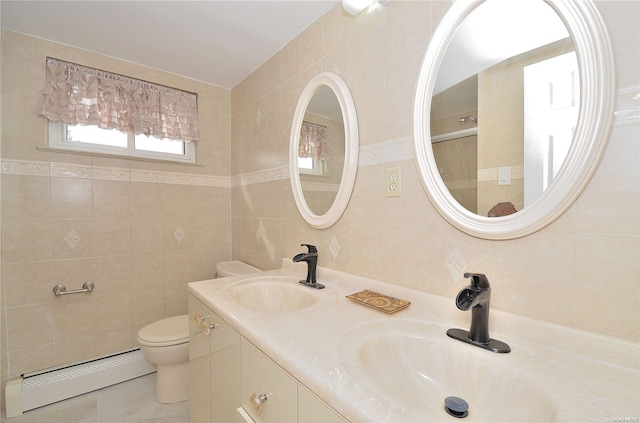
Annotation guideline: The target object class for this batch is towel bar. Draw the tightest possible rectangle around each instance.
[53,281,94,296]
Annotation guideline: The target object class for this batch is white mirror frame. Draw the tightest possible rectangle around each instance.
[414,0,615,240]
[290,72,359,229]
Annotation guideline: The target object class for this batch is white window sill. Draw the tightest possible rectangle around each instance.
[37,146,204,168]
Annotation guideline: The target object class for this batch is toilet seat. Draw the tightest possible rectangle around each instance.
[138,315,189,347]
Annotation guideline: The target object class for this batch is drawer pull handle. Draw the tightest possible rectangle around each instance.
[200,320,219,335]
[193,313,218,335]
[193,313,208,326]
[249,392,271,413]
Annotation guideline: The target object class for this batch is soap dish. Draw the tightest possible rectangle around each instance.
[346,290,410,314]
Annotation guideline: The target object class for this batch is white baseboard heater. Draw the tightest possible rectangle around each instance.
[5,348,155,419]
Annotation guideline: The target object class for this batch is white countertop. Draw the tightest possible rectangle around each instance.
[188,259,639,422]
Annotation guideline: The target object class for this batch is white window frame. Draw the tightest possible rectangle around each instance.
[297,156,326,176]
[48,121,196,164]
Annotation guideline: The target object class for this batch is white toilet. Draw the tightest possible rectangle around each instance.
[138,261,261,404]
[216,260,261,278]
[137,315,189,403]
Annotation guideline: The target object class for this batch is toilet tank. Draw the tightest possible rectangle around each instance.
[215,261,262,278]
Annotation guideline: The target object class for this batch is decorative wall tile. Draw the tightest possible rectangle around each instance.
[329,235,340,259]
[130,169,164,184]
[383,136,414,163]
[359,136,413,167]
[445,247,467,282]
[358,143,386,167]
[193,174,230,187]
[50,162,92,178]
[614,85,640,126]
[477,165,524,182]
[64,230,81,249]
[231,166,290,187]
[164,171,194,185]
[93,166,130,181]
[1,159,49,176]
[174,226,186,243]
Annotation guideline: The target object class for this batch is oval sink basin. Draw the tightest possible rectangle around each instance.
[227,276,318,312]
[341,320,557,422]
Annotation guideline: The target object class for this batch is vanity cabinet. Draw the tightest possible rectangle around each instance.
[239,338,346,423]
[188,294,242,423]
[241,337,297,422]
[189,293,346,423]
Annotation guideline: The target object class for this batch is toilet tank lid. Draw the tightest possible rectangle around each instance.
[138,315,189,344]
[216,260,261,277]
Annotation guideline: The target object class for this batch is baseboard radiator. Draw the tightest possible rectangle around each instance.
[5,348,155,419]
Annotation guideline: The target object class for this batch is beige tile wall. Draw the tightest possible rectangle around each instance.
[0,26,3,369]
[0,0,638,413]
[230,0,639,343]
[0,30,232,395]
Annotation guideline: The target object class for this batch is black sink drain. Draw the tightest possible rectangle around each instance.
[444,396,469,418]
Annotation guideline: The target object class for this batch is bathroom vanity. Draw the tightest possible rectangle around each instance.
[188,260,639,422]
[188,289,345,423]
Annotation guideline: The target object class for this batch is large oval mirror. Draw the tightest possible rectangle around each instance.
[290,72,358,229]
[414,0,615,239]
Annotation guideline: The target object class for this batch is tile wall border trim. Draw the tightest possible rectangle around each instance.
[359,135,414,167]
[614,85,640,126]
[230,166,290,187]
[227,136,414,187]
[1,159,231,188]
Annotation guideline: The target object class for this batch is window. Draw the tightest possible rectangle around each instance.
[298,156,325,175]
[49,122,196,163]
[298,121,329,175]
[41,57,198,164]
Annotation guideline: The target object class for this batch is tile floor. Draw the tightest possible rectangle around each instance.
[1,373,190,423]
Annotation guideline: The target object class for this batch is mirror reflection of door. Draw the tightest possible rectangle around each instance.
[524,51,579,207]
[298,86,345,216]
[429,0,578,217]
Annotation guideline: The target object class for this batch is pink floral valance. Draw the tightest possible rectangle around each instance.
[299,121,330,161]
[40,57,199,142]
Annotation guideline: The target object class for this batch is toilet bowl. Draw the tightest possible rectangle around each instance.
[216,260,261,278]
[137,315,189,403]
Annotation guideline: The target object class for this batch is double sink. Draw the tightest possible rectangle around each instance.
[189,262,639,422]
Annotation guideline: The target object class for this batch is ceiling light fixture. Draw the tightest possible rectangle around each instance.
[342,0,389,16]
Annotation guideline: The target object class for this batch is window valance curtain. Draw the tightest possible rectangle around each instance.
[40,57,199,142]
[299,121,330,161]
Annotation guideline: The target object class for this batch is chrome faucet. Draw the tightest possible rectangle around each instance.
[293,244,324,289]
[447,273,510,353]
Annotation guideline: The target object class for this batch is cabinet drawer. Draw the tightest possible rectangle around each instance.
[241,338,297,423]
[208,310,240,352]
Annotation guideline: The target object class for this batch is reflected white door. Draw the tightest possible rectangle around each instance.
[524,51,579,207]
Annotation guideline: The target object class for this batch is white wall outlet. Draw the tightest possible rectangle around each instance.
[386,167,401,197]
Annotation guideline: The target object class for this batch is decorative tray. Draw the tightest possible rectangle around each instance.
[346,290,410,314]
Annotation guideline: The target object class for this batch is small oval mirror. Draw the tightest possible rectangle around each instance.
[414,0,615,239]
[290,72,358,229]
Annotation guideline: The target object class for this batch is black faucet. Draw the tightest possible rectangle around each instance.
[446,273,510,353]
[293,244,324,289]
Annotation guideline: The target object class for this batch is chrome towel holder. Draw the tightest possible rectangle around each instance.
[53,281,95,296]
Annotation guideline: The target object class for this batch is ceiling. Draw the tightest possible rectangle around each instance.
[1,0,339,89]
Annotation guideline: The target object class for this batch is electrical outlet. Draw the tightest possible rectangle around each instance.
[386,167,401,197]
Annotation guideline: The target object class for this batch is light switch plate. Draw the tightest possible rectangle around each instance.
[498,166,512,186]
